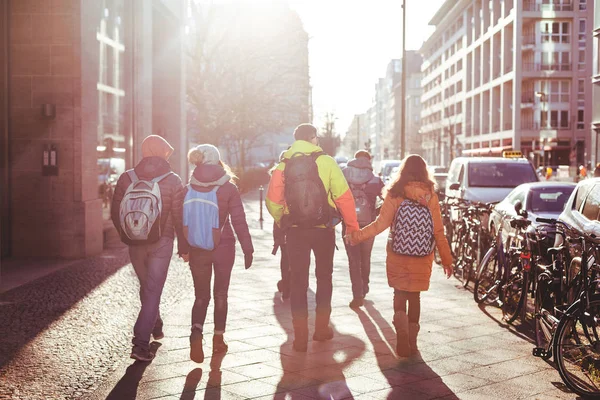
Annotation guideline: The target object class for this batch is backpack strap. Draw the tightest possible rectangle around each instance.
[151,171,173,183]
[127,170,138,182]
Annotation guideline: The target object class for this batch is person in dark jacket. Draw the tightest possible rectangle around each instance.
[111,135,186,362]
[179,144,254,363]
[342,150,384,309]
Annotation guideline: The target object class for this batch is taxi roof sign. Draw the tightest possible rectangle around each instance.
[503,150,522,158]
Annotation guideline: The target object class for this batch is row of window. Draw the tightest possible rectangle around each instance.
[444,59,463,80]
[444,81,463,98]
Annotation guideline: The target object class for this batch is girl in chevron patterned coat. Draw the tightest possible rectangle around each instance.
[346,154,453,357]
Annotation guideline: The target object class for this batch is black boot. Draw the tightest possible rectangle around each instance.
[292,319,309,352]
[313,314,334,342]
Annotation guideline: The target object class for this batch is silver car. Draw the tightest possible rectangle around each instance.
[490,182,575,240]
[557,178,600,240]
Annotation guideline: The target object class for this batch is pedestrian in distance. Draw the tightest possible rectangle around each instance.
[346,154,453,357]
[271,151,291,300]
[266,123,359,352]
[179,144,254,363]
[342,150,384,309]
[111,135,186,362]
[594,163,600,177]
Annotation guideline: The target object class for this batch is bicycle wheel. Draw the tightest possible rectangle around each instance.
[534,272,555,350]
[555,296,600,398]
[501,256,528,324]
[462,239,475,288]
[474,246,499,304]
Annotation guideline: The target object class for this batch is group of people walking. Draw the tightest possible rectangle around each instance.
[111,122,452,363]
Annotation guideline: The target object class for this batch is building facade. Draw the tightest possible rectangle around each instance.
[592,0,600,165]
[0,0,187,260]
[420,0,593,167]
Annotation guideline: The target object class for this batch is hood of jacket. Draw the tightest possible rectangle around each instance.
[134,156,172,180]
[190,164,230,189]
[403,181,434,206]
[282,140,324,159]
[344,157,374,185]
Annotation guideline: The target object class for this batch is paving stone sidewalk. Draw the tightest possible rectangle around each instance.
[88,194,577,400]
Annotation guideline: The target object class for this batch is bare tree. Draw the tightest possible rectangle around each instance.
[320,112,341,156]
[187,1,310,169]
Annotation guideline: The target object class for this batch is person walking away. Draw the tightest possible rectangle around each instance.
[271,151,291,300]
[346,154,452,357]
[342,150,384,308]
[111,135,186,362]
[266,123,359,352]
[180,144,254,363]
[594,163,600,177]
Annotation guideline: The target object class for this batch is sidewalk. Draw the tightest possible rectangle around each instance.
[89,194,575,400]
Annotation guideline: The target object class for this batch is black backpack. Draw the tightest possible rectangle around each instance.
[283,151,330,228]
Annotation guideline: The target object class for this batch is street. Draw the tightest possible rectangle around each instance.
[0,194,577,399]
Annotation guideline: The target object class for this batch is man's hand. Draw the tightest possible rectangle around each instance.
[442,264,452,279]
[244,253,253,269]
[180,253,189,263]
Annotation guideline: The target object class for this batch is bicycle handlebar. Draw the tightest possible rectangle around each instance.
[536,217,600,243]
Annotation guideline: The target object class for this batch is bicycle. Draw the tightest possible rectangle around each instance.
[473,209,531,324]
[532,218,600,397]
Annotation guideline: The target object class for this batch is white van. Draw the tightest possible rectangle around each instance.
[445,156,539,204]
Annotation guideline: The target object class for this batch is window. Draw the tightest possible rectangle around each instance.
[468,163,538,188]
[582,185,600,221]
[577,109,584,129]
[579,19,586,42]
[579,49,586,70]
[578,78,585,105]
[540,80,569,102]
[541,21,570,43]
[580,0,587,11]
[528,186,575,213]
[541,51,571,70]
[541,109,570,128]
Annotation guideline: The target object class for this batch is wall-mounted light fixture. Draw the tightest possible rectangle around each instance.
[41,104,56,119]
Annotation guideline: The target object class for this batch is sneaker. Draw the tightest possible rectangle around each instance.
[190,331,204,363]
[152,326,164,341]
[313,326,334,342]
[130,346,155,362]
[212,334,229,354]
[349,298,364,309]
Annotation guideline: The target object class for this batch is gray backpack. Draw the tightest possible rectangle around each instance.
[119,170,171,244]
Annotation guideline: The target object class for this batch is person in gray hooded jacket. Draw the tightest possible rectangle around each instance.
[342,150,384,308]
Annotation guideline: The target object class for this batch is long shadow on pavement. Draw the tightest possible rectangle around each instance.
[106,342,162,399]
[0,248,131,368]
[272,290,366,399]
[356,300,457,399]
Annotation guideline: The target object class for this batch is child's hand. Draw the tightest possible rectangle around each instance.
[442,264,452,279]
[344,232,358,246]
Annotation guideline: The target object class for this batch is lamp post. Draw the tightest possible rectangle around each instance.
[400,0,407,159]
[535,91,546,167]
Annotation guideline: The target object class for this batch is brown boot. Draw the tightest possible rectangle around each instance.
[212,334,228,354]
[393,311,410,357]
[313,314,334,342]
[408,322,420,355]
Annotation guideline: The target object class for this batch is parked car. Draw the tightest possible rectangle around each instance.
[335,155,349,169]
[429,165,449,174]
[490,182,575,242]
[557,177,600,240]
[446,156,539,204]
[434,172,449,193]
[378,160,401,185]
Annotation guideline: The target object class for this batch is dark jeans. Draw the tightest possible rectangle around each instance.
[280,244,290,286]
[286,227,336,323]
[189,242,236,334]
[129,236,173,349]
[394,290,421,324]
[343,225,375,299]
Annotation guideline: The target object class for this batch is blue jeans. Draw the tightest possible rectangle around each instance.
[129,236,173,349]
[343,225,375,299]
[189,242,236,334]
